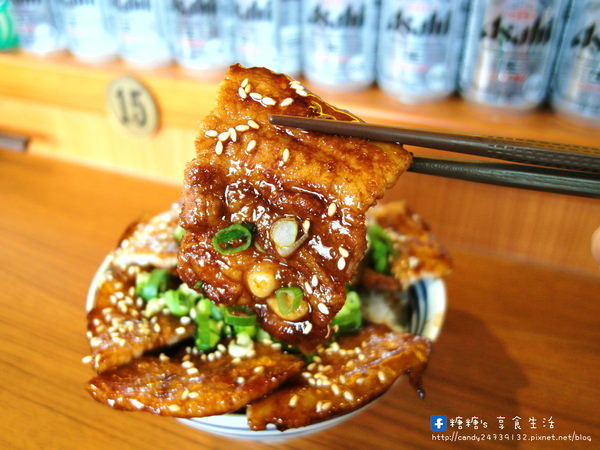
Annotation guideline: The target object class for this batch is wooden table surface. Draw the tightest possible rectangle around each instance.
[1,150,598,449]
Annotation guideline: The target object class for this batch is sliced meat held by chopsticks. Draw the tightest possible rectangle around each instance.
[178,65,412,352]
[87,342,305,417]
[246,324,431,431]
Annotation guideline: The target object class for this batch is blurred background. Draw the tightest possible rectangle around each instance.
[1,0,599,275]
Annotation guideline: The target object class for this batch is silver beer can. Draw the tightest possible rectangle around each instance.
[303,0,379,91]
[459,0,569,111]
[377,0,468,103]
[113,0,172,68]
[551,0,600,127]
[11,0,65,54]
[167,0,234,72]
[234,0,301,77]
[57,0,118,62]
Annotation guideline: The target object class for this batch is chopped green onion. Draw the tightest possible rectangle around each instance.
[234,325,257,338]
[224,305,257,326]
[164,290,193,316]
[332,290,363,334]
[177,282,202,301]
[195,298,212,317]
[209,302,225,321]
[173,225,186,243]
[195,313,221,351]
[193,281,203,290]
[367,224,397,274]
[212,223,253,255]
[275,286,303,315]
[136,269,170,301]
[256,328,272,343]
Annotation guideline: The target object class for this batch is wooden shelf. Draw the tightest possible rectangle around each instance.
[0,50,599,276]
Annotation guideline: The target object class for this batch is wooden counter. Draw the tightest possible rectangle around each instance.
[1,150,598,449]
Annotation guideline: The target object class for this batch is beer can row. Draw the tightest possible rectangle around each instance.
[4,0,600,125]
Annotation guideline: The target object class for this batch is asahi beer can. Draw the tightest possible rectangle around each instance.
[303,0,379,91]
[551,0,600,127]
[57,0,118,62]
[234,0,301,76]
[113,0,171,68]
[377,0,468,103]
[459,0,569,111]
[167,0,234,72]
[11,0,65,54]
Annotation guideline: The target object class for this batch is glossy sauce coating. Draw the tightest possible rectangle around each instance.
[178,65,411,352]
[247,324,431,431]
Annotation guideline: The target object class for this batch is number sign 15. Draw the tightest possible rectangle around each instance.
[106,77,159,136]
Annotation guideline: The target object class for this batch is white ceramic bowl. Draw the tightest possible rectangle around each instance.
[87,257,446,441]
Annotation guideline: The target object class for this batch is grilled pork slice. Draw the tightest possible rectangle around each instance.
[362,201,452,291]
[178,65,411,352]
[87,343,304,417]
[87,205,194,373]
[247,324,431,431]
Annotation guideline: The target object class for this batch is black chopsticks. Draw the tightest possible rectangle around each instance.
[269,114,600,199]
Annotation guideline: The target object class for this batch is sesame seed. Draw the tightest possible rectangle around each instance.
[188,391,199,399]
[249,92,262,101]
[331,384,340,395]
[302,219,311,233]
[207,353,215,362]
[217,344,226,353]
[262,97,276,106]
[232,357,241,364]
[229,127,237,142]
[339,375,347,384]
[337,257,346,270]
[253,365,264,374]
[241,78,249,88]
[316,401,323,413]
[247,119,260,129]
[246,139,256,152]
[408,256,420,269]
[282,148,290,162]
[205,129,218,138]
[235,124,250,132]
[81,355,92,364]
[307,362,316,371]
[214,350,223,359]
[90,337,102,347]
[355,377,364,385]
[187,367,199,376]
[297,89,308,97]
[181,389,189,400]
[175,326,186,335]
[181,361,194,369]
[301,372,311,378]
[280,97,294,107]
[304,282,313,295]
[218,131,230,141]
[289,394,298,407]
[303,322,313,334]
[339,247,349,258]
[378,371,387,383]
[236,376,245,384]
[159,353,169,362]
[290,80,301,86]
[244,84,251,93]
[343,391,355,402]
[317,303,329,315]
[215,141,223,155]
[238,87,248,99]
[327,202,337,217]
[168,404,181,413]
[180,316,191,325]
[311,275,319,287]
[313,355,322,363]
